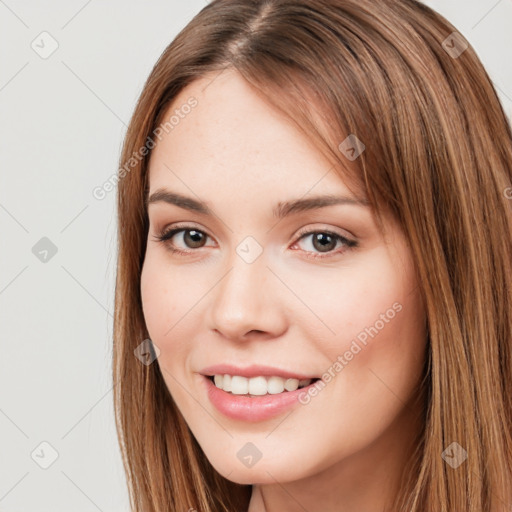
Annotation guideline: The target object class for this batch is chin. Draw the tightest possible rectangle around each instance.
[208,454,306,485]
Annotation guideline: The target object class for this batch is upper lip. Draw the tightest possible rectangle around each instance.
[199,364,319,380]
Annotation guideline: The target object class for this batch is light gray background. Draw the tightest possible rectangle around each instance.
[1,1,511,511]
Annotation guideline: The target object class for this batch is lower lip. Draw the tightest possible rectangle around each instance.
[201,375,318,422]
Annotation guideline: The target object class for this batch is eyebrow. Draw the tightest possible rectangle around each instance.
[146,189,369,219]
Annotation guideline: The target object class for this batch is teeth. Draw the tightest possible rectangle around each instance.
[231,375,248,395]
[267,376,284,394]
[223,374,231,392]
[284,378,299,392]
[211,375,314,395]
[248,376,267,395]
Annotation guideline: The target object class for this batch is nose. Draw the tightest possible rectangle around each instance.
[206,250,288,342]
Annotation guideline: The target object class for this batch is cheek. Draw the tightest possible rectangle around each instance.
[140,256,201,408]
[286,251,411,353]
[140,254,193,363]
[325,270,426,420]
[295,246,426,400]
[140,262,171,339]
[140,252,201,337]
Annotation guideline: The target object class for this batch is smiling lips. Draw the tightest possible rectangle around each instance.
[199,364,322,421]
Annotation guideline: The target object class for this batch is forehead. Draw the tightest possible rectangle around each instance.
[148,69,357,201]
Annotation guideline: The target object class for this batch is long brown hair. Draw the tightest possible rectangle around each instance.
[113,0,512,510]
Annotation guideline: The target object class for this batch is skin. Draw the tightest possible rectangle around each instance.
[140,68,428,512]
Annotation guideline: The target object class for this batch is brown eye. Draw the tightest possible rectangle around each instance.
[154,226,213,254]
[292,229,358,260]
[182,230,207,249]
[310,232,338,253]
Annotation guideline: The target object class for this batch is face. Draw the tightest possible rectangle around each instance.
[140,69,427,485]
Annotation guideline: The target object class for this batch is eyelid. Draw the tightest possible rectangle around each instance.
[156,221,213,239]
[294,223,355,242]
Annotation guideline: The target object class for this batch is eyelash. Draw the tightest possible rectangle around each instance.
[152,223,358,260]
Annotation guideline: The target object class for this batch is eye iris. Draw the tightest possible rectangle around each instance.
[184,230,205,248]
[312,233,336,253]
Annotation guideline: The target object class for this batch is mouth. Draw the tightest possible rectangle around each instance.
[198,363,323,421]
[205,374,321,397]
[201,372,323,422]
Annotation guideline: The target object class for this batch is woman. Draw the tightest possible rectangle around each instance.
[113,0,512,510]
